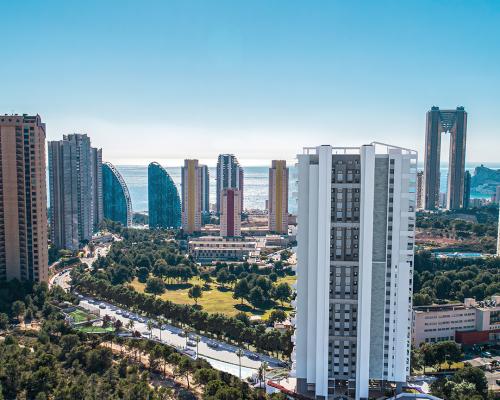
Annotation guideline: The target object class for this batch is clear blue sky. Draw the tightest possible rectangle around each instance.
[1,0,499,165]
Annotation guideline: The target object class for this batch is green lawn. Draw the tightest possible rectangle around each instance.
[130,275,296,319]
[69,309,92,323]
[76,326,115,334]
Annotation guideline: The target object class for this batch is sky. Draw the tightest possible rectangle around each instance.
[1,0,499,166]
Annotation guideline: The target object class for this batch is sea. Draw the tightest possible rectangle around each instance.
[115,163,500,214]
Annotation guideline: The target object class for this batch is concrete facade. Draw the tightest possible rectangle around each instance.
[293,143,417,400]
[0,114,48,282]
[48,134,102,250]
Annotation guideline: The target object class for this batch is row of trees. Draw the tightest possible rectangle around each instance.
[73,272,293,357]
[121,338,286,400]
[413,252,500,305]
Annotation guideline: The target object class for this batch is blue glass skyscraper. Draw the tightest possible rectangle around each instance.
[148,162,181,229]
[102,162,132,226]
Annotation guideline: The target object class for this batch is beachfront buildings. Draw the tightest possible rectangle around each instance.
[102,162,132,227]
[268,160,289,234]
[293,143,417,400]
[216,154,244,213]
[220,188,242,237]
[148,162,181,229]
[0,114,49,282]
[181,159,203,234]
[413,297,500,346]
[423,106,467,210]
[48,134,103,250]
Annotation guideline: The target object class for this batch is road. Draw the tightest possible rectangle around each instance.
[50,261,287,380]
[77,296,284,379]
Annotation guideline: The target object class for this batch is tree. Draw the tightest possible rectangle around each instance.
[137,267,149,283]
[177,357,193,389]
[268,309,287,324]
[188,285,203,305]
[413,292,433,306]
[273,282,292,307]
[216,269,229,287]
[12,301,25,325]
[249,287,266,310]
[145,277,165,296]
[233,279,250,305]
[0,313,8,330]
[200,271,212,287]
[453,366,488,397]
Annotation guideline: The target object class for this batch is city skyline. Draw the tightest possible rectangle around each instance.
[2,1,500,164]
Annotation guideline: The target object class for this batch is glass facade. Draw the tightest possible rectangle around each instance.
[148,162,181,228]
[102,162,132,226]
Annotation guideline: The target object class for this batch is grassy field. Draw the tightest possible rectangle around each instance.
[130,275,296,319]
[69,309,92,323]
[76,326,115,333]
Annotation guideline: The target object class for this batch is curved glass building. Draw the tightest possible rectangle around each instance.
[102,162,133,226]
[148,162,181,229]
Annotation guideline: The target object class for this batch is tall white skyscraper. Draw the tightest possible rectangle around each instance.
[216,154,244,213]
[292,143,417,400]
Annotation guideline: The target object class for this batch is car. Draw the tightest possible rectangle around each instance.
[247,353,260,361]
[141,332,150,338]
[99,304,106,309]
[187,340,196,347]
[123,313,130,318]
[116,310,122,315]
[178,331,187,337]
[138,318,146,323]
[160,324,168,330]
[207,341,219,349]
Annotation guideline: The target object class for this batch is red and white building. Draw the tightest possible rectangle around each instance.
[220,188,242,237]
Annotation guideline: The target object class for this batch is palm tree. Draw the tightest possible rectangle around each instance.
[126,319,135,332]
[236,348,244,379]
[194,335,201,358]
[184,327,192,348]
[158,317,165,343]
[147,319,154,339]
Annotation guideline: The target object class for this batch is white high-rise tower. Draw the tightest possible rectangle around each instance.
[292,143,417,400]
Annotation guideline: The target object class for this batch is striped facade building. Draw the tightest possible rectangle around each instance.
[181,159,203,234]
[268,160,289,234]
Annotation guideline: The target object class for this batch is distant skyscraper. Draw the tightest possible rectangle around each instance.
[293,143,417,400]
[148,162,181,229]
[48,134,102,250]
[91,147,103,230]
[200,164,210,214]
[495,185,500,204]
[220,188,242,237]
[216,154,244,213]
[181,159,202,234]
[423,106,467,210]
[102,162,132,227]
[0,114,49,282]
[416,170,424,210]
[463,170,471,209]
[268,160,289,234]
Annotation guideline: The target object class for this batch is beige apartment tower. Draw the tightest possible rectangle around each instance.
[0,114,48,282]
[268,160,289,234]
[181,159,203,234]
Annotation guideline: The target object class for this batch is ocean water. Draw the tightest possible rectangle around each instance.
[115,163,500,213]
[116,166,299,213]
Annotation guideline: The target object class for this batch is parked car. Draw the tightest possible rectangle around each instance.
[187,340,196,347]
[207,341,219,349]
